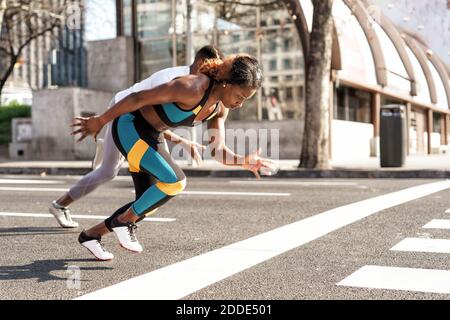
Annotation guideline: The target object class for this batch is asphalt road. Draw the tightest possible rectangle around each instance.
[0,175,450,301]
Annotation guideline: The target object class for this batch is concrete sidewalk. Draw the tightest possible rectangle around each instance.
[0,154,450,178]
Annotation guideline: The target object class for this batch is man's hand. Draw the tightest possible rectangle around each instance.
[71,115,104,142]
[180,139,206,166]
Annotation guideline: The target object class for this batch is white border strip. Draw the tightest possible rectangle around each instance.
[0,187,290,197]
[0,179,63,184]
[0,212,175,222]
[77,180,450,300]
[390,238,450,254]
[229,181,359,186]
[422,219,450,229]
[337,265,450,294]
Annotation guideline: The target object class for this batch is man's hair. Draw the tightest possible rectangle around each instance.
[194,45,224,61]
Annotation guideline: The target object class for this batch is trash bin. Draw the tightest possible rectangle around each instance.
[380,104,406,167]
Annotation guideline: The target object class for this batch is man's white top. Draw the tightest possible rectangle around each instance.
[114,66,190,103]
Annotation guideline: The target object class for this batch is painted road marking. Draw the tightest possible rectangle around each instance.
[0,187,290,197]
[0,212,175,222]
[0,187,69,192]
[229,180,359,186]
[77,180,450,300]
[422,219,450,229]
[181,191,290,196]
[445,209,450,213]
[0,179,63,184]
[337,265,450,294]
[390,238,450,254]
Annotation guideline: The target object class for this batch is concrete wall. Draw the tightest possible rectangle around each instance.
[332,120,374,161]
[168,119,304,160]
[86,36,135,93]
[32,87,114,160]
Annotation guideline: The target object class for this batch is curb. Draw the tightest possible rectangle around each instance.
[1,167,450,179]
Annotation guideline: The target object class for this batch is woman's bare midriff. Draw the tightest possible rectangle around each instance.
[139,105,170,132]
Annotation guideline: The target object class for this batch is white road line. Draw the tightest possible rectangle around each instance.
[422,219,450,229]
[0,187,290,197]
[337,265,450,294]
[390,238,450,254]
[0,179,63,184]
[0,187,69,192]
[0,212,175,222]
[77,180,450,300]
[181,191,291,197]
[229,181,359,186]
[445,209,450,214]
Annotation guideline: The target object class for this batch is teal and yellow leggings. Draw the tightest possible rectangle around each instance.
[109,111,186,220]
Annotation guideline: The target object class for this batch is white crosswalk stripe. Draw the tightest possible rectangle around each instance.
[337,265,450,294]
[390,237,450,254]
[422,219,450,229]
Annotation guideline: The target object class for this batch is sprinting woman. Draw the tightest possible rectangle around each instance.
[49,45,223,228]
[72,54,273,261]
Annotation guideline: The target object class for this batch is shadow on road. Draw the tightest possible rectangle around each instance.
[0,258,113,282]
[0,226,77,237]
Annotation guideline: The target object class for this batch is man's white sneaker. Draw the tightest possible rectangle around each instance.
[49,201,79,228]
[78,230,114,261]
[112,223,143,253]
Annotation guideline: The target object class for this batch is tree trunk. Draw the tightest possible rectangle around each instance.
[300,0,334,169]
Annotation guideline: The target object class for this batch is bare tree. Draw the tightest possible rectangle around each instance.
[0,0,79,98]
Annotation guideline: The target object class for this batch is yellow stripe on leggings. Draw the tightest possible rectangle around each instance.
[156,180,186,196]
[144,208,158,217]
[128,139,149,173]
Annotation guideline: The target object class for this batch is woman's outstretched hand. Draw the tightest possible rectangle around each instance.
[242,148,276,179]
[71,115,104,142]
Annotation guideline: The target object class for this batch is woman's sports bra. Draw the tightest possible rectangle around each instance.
[153,77,220,128]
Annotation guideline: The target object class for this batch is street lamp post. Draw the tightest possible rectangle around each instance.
[256,0,263,121]
[186,0,197,166]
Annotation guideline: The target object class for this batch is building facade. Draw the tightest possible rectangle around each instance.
[113,0,449,160]
[0,0,87,106]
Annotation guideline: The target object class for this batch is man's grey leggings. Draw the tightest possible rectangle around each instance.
[67,100,170,201]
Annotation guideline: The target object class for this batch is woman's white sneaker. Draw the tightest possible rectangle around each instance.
[112,222,143,253]
[78,230,114,261]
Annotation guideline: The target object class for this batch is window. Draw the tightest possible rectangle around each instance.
[284,39,290,51]
[335,86,371,123]
[433,113,442,133]
[269,59,277,70]
[269,41,277,51]
[283,59,292,69]
[286,87,293,100]
[336,87,346,120]
[298,86,303,99]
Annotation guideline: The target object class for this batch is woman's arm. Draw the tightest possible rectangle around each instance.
[71,75,204,142]
[206,106,273,179]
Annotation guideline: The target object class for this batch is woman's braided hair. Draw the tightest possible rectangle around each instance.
[199,54,262,88]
